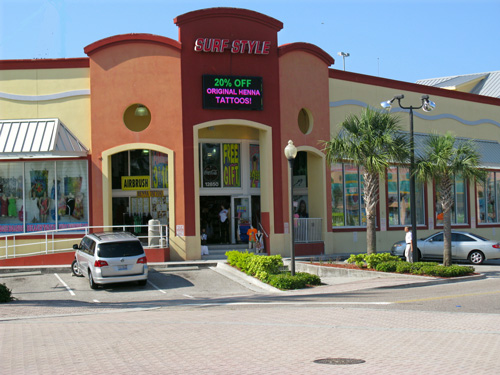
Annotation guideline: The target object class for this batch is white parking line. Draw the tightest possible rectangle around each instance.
[183,294,195,299]
[148,280,166,294]
[93,299,100,303]
[54,273,75,296]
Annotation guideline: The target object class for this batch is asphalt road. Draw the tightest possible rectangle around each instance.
[2,262,500,314]
[2,263,500,374]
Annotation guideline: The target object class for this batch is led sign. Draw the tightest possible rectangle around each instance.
[203,75,263,110]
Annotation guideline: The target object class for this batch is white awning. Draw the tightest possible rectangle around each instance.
[0,118,88,160]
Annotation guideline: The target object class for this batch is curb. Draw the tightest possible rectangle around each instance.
[283,260,486,285]
[212,262,282,293]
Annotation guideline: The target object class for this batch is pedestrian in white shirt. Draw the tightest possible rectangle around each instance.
[404,226,413,262]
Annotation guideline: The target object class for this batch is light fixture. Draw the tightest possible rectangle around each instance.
[337,52,350,71]
[284,140,298,161]
[379,94,436,263]
[284,140,298,276]
[135,104,149,117]
[422,95,436,112]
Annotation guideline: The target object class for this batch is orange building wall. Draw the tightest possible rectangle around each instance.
[85,36,183,228]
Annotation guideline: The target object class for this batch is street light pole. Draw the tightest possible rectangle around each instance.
[381,94,436,263]
[284,140,298,275]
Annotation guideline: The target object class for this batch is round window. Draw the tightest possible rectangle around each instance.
[123,103,151,132]
[298,108,313,135]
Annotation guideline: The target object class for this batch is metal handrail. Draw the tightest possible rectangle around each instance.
[294,218,322,243]
[1,224,169,260]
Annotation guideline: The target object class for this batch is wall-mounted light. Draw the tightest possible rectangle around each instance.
[135,105,149,117]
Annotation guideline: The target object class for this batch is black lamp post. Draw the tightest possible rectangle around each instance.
[284,140,298,275]
[381,94,436,262]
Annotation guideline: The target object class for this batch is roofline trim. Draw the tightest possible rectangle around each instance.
[84,34,181,56]
[174,7,283,31]
[329,69,500,106]
[0,58,89,70]
[279,42,335,66]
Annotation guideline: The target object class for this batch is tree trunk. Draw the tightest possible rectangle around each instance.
[366,211,377,254]
[440,177,454,267]
[364,172,379,254]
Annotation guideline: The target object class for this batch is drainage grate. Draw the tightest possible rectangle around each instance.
[314,358,365,365]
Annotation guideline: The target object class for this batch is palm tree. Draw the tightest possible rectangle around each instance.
[323,107,408,254]
[414,132,486,266]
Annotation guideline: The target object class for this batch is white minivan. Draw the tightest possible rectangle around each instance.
[73,232,148,289]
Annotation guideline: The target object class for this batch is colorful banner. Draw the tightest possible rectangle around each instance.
[249,144,260,188]
[223,143,240,187]
[152,151,168,189]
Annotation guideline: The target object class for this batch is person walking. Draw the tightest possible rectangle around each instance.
[404,226,413,263]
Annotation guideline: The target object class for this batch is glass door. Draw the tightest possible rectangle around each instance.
[232,196,252,244]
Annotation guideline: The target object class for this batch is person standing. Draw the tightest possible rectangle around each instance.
[219,205,229,244]
[404,226,413,263]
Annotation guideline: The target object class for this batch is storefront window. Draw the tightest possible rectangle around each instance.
[477,171,499,224]
[130,150,150,176]
[112,151,128,189]
[0,160,89,234]
[0,162,24,234]
[387,166,425,226]
[56,160,89,230]
[331,164,344,227]
[25,162,56,232]
[111,149,169,231]
[201,143,221,188]
[249,144,260,188]
[436,174,467,225]
[330,163,367,228]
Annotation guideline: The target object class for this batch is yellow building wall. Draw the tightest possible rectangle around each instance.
[326,76,500,256]
[0,68,91,150]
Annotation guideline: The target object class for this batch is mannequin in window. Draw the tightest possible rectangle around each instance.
[8,194,17,218]
[37,192,49,222]
[1,194,8,217]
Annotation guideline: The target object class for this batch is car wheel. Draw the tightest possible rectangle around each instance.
[89,270,99,290]
[138,279,147,286]
[71,259,83,277]
[468,250,485,265]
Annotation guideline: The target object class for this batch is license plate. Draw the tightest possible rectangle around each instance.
[117,265,127,271]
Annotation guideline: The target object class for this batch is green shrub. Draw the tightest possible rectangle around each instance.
[347,253,401,269]
[247,255,283,276]
[365,253,401,269]
[375,261,399,273]
[226,251,322,290]
[347,254,366,268]
[396,262,412,274]
[295,272,321,286]
[226,250,254,272]
[0,283,13,303]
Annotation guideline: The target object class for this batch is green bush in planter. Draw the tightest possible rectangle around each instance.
[375,261,399,273]
[0,283,14,303]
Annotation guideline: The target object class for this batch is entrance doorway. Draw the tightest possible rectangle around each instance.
[200,196,231,244]
[200,195,261,245]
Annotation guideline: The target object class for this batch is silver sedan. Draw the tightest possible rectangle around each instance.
[390,230,500,265]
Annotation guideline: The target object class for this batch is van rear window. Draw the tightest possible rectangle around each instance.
[98,241,144,258]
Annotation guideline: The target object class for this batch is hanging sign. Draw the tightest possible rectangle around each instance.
[121,176,150,190]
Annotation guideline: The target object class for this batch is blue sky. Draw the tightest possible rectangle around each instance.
[1,0,499,83]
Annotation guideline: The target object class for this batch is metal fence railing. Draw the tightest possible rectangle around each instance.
[0,224,169,260]
[294,218,322,243]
